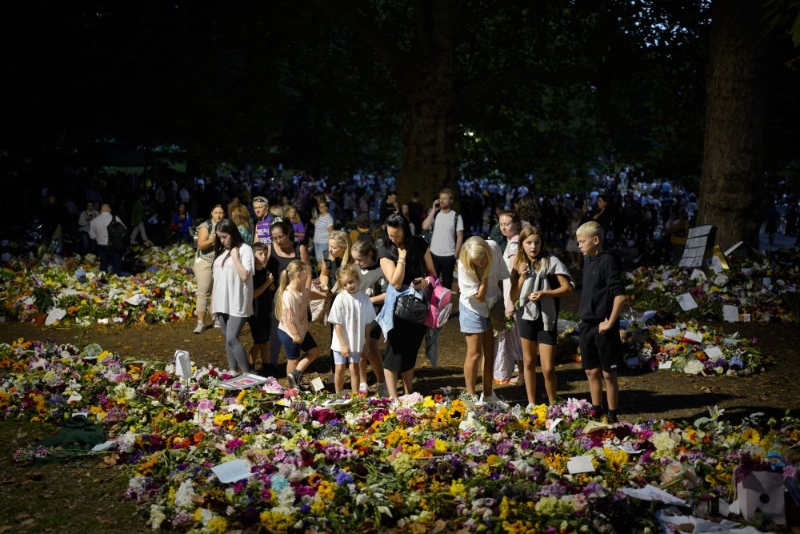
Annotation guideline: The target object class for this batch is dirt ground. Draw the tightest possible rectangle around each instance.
[2,290,798,425]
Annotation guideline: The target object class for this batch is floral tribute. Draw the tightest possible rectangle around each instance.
[3,339,798,533]
[1,244,196,325]
[618,313,768,377]
[625,250,800,324]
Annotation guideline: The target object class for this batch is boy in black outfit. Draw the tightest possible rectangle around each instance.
[576,221,626,423]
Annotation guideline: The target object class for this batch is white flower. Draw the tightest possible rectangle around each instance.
[174,479,197,509]
[684,359,705,375]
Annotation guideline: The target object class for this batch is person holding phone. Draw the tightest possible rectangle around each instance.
[379,213,436,399]
[421,188,463,290]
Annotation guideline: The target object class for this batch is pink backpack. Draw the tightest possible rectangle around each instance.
[425,276,453,329]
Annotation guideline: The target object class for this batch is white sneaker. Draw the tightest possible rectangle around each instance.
[193,322,205,334]
[213,318,221,328]
[359,382,368,393]
[479,392,501,405]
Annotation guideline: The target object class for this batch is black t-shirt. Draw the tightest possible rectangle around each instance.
[252,267,272,316]
[379,235,429,285]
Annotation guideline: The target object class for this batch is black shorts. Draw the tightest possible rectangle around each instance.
[369,319,382,340]
[518,316,558,345]
[579,321,622,372]
[248,314,272,344]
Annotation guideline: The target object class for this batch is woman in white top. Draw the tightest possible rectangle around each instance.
[457,236,510,404]
[311,199,335,270]
[211,218,255,374]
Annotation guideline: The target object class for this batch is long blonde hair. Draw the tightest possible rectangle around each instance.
[515,225,551,274]
[328,230,353,267]
[458,236,493,283]
[273,260,309,321]
[229,204,251,231]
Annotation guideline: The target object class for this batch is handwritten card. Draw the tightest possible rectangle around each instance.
[675,292,698,311]
[704,346,723,360]
[662,328,681,339]
[658,360,673,370]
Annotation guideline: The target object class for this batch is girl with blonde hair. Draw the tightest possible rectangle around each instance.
[229,203,253,245]
[457,236,510,404]
[274,260,329,389]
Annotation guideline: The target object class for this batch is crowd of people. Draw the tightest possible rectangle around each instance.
[26,165,799,420]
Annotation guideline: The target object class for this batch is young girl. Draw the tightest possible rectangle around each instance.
[327,265,377,393]
[248,242,274,374]
[275,260,329,389]
[350,239,388,397]
[458,236,510,404]
[509,225,575,407]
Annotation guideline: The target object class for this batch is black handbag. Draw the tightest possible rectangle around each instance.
[393,245,428,324]
[394,291,429,324]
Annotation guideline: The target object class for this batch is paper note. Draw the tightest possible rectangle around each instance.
[211,459,252,483]
[566,455,595,474]
[675,292,698,311]
[658,360,673,370]
[310,377,325,392]
[723,305,739,322]
[704,346,723,360]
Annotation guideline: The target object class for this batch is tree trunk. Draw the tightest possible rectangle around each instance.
[396,1,459,208]
[697,0,767,251]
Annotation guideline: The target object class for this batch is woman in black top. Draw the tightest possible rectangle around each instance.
[265,221,312,373]
[379,213,436,399]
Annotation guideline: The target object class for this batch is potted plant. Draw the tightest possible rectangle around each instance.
[32,286,54,324]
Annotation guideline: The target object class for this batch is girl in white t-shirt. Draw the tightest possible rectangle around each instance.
[457,236,510,404]
[275,260,329,389]
[350,239,388,397]
[327,265,376,393]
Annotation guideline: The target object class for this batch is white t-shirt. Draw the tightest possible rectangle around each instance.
[211,245,255,317]
[458,240,510,317]
[313,213,335,244]
[327,290,376,353]
[502,235,519,309]
[429,210,464,257]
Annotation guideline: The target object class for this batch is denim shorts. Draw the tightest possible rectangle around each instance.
[333,350,361,365]
[459,305,490,334]
[277,329,318,360]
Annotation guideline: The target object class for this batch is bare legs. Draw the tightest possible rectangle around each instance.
[520,339,558,405]
[585,367,618,411]
[463,330,495,396]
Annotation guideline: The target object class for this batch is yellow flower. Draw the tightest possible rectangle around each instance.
[317,480,336,501]
[741,428,760,444]
[206,516,227,534]
[449,480,466,498]
[310,498,326,514]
